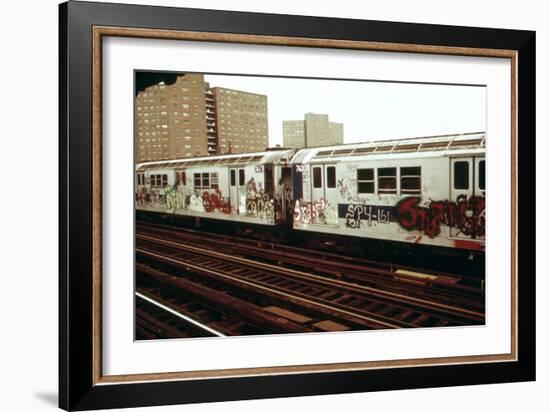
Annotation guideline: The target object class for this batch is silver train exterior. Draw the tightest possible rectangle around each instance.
[135,150,295,226]
[135,132,486,252]
[290,132,485,252]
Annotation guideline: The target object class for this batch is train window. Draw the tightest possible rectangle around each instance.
[201,173,210,189]
[264,165,274,195]
[357,168,374,194]
[176,171,186,185]
[313,167,322,188]
[478,160,486,190]
[211,173,219,189]
[378,168,397,194]
[193,173,201,190]
[230,169,236,186]
[454,161,469,190]
[400,167,421,194]
[150,174,168,188]
[326,166,336,188]
[239,169,245,186]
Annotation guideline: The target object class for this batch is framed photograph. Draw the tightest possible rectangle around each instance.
[59,1,535,410]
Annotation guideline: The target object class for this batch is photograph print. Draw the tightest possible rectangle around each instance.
[134,71,486,340]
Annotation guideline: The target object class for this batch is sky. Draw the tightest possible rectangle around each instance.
[204,74,486,147]
[136,71,486,147]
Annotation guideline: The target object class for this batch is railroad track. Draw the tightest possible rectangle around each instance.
[136,291,225,339]
[135,229,485,336]
[136,267,317,336]
[137,222,484,300]
[137,222,484,309]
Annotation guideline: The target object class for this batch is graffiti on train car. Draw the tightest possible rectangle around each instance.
[245,177,275,220]
[340,204,392,229]
[202,189,231,214]
[136,184,232,214]
[337,177,354,202]
[396,195,485,238]
[293,199,338,225]
[136,186,167,208]
[273,183,293,222]
[163,184,188,211]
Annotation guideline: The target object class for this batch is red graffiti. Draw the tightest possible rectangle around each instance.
[202,188,231,214]
[396,195,485,238]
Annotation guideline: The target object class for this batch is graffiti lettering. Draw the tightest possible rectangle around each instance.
[245,177,275,220]
[273,183,293,221]
[202,188,231,214]
[396,195,485,238]
[344,204,392,228]
[293,199,337,225]
[337,177,353,202]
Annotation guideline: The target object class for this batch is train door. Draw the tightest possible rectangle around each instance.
[473,157,486,241]
[475,157,486,197]
[311,164,324,204]
[229,168,238,214]
[280,166,292,222]
[324,164,338,224]
[229,167,246,214]
[310,164,337,224]
[449,157,485,239]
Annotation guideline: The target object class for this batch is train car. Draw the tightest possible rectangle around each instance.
[135,149,295,226]
[290,132,486,255]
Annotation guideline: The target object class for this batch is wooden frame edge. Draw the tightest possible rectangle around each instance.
[94,26,517,58]
[91,26,519,386]
[92,26,103,385]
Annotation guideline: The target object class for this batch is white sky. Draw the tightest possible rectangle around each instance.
[205,74,486,147]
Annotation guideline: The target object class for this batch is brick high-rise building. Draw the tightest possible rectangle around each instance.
[212,87,269,154]
[282,120,306,149]
[135,74,269,162]
[282,113,344,149]
[135,74,210,162]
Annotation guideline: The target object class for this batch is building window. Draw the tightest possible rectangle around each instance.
[378,167,397,194]
[454,161,469,190]
[400,167,421,194]
[357,168,374,194]
[326,166,336,188]
[230,169,236,186]
[478,160,486,190]
[313,166,322,188]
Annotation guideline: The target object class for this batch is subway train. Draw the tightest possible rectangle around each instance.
[135,132,486,275]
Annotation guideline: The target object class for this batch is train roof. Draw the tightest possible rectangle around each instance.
[136,149,295,171]
[290,132,486,164]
